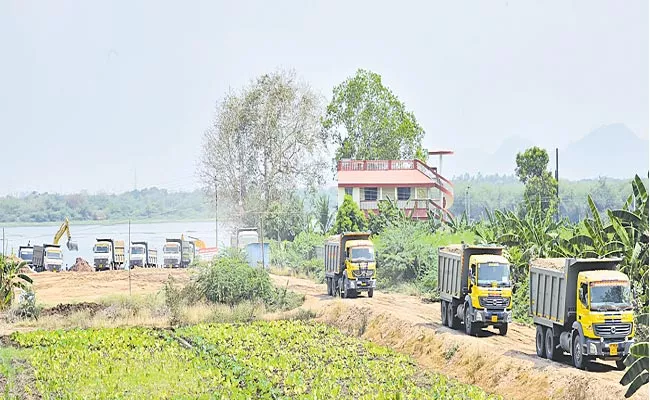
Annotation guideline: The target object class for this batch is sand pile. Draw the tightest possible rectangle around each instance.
[69,257,94,272]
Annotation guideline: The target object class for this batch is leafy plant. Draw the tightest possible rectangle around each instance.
[332,194,368,234]
[620,314,649,398]
[0,256,33,311]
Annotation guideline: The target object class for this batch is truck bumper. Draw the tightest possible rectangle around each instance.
[474,309,513,324]
[584,337,634,358]
[345,278,376,291]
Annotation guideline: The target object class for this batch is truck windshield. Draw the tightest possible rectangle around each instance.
[19,251,33,261]
[350,247,374,261]
[131,247,145,254]
[164,245,180,253]
[94,245,110,253]
[46,251,62,259]
[590,283,632,311]
[477,263,510,287]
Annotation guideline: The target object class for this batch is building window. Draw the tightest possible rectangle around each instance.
[382,187,394,200]
[416,187,428,199]
[363,187,378,201]
[397,187,411,201]
[344,187,353,196]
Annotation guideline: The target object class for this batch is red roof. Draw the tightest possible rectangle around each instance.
[338,169,435,187]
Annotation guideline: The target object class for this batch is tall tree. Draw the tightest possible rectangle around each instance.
[332,195,368,234]
[322,69,426,162]
[515,147,558,213]
[199,70,327,223]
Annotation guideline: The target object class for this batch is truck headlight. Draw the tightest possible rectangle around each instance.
[589,343,597,355]
[475,313,483,321]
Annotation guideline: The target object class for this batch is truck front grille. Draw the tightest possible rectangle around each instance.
[94,259,108,266]
[164,259,178,265]
[594,323,632,338]
[352,269,375,278]
[479,296,510,309]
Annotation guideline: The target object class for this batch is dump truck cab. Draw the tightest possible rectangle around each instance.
[130,242,147,268]
[576,270,634,356]
[18,246,34,265]
[467,253,513,324]
[93,240,114,270]
[163,240,182,268]
[325,232,377,298]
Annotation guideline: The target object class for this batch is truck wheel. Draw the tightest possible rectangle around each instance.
[441,301,448,326]
[572,334,586,369]
[616,358,626,371]
[544,328,560,361]
[498,324,508,336]
[341,278,347,298]
[326,278,331,296]
[464,307,477,336]
[368,289,374,298]
[535,325,546,358]
[446,303,455,329]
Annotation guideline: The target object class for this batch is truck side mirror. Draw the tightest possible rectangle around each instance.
[578,287,585,305]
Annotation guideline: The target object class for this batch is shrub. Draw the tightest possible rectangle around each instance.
[196,256,275,307]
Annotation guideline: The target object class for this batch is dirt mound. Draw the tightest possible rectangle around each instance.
[69,257,94,272]
[41,302,104,317]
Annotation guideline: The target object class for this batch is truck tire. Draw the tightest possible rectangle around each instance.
[367,289,374,298]
[341,278,347,298]
[464,306,477,336]
[498,324,508,336]
[326,278,331,296]
[545,328,561,361]
[572,333,586,370]
[535,325,546,358]
[616,358,626,371]
[446,303,455,329]
[441,301,448,326]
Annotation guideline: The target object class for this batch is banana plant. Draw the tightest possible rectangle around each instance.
[621,314,649,398]
[0,255,33,310]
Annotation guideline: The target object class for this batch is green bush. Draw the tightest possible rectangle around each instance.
[196,256,275,307]
[270,231,325,281]
[512,277,532,324]
[374,222,476,292]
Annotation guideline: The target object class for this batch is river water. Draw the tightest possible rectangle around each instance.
[0,220,233,269]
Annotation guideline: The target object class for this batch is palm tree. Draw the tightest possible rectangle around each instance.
[0,255,33,311]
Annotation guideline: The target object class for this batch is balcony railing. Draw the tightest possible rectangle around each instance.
[359,199,432,210]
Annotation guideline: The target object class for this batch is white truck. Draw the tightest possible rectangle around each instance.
[129,241,158,268]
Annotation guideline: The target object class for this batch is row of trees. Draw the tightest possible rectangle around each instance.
[0,188,211,223]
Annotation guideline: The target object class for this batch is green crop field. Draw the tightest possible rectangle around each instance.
[3,321,500,399]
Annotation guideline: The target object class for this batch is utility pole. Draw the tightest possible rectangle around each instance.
[555,148,560,221]
[465,186,471,222]
[2,227,4,257]
[214,182,219,249]
[128,220,132,296]
[259,214,265,268]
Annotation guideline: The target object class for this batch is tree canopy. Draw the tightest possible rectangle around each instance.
[199,69,327,223]
[332,195,368,234]
[322,69,426,163]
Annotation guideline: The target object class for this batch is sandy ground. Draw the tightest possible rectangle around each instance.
[3,269,644,400]
[27,268,192,306]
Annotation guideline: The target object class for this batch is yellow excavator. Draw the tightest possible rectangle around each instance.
[53,217,79,251]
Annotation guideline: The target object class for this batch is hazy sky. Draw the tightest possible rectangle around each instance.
[0,1,647,195]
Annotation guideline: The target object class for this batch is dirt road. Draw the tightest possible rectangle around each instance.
[270,274,643,400]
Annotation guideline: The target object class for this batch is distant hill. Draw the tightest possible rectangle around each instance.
[444,124,647,179]
[559,124,648,179]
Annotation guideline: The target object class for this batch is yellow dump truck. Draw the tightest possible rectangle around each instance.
[325,232,376,298]
[438,244,513,335]
[529,258,634,370]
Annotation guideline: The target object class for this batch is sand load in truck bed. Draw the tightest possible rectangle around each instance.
[69,257,94,272]
[530,258,566,271]
[439,245,463,255]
